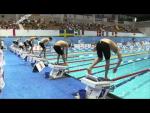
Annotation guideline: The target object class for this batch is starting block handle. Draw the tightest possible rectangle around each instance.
[86,75,99,82]
[81,76,113,89]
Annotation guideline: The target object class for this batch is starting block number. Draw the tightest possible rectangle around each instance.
[48,64,67,79]
[80,77,112,99]
[33,61,45,72]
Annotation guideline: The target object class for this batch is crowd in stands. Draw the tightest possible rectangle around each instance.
[20,18,141,33]
[0,18,141,33]
[61,22,141,33]
[0,20,19,29]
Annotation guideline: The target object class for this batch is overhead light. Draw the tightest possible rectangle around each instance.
[134,17,137,22]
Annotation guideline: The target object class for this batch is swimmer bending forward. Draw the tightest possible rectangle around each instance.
[87,38,122,80]
[39,37,53,58]
[53,40,70,66]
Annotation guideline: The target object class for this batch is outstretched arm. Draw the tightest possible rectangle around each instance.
[113,50,122,73]
[65,47,68,60]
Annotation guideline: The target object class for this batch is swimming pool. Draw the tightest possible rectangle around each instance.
[46,44,150,99]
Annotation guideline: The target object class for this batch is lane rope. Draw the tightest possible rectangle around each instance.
[109,70,149,92]
[111,68,150,81]
[92,56,150,76]
[67,56,150,79]
[67,52,149,69]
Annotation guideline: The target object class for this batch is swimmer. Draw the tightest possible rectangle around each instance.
[53,40,71,66]
[140,41,144,50]
[87,38,122,80]
[18,42,25,50]
[132,37,136,45]
[39,37,53,58]
[27,36,38,54]
[0,43,5,85]
[0,40,4,49]
[23,39,29,51]
[13,38,19,47]
[92,43,97,52]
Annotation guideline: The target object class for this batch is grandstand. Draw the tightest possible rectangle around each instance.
[0,14,142,32]
[0,14,150,100]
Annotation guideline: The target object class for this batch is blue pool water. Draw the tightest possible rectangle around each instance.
[47,49,150,99]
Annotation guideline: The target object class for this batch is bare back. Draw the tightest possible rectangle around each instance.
[40,38,50,45]
[55,40,68,47]
[101,38,118,53]
[29,37,36,41]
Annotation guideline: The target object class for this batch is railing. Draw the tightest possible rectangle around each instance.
[0,29,146,37]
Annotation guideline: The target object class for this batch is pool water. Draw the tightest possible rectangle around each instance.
[46,48,150,99]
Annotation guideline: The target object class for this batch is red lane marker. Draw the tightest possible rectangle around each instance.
[46,51,94,57]
[47,57,95,63]
[44,50,93,56]
[59,52,148,63]
[47,55,79,60]
[111,69,149,81]
[67,58,94,63]
[47,52,148,64]
[68,63,117,73]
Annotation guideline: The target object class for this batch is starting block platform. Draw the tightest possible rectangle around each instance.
[32,61,46,72]
[26,54,47,63]
[45,64,68,79]
[74,75,113,99]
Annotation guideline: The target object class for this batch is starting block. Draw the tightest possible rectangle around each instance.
[26,54,39,62]
[26,55,33,62]
[78,75,113,99]
[46,64,68,79]
[20,52,28,60]
[32,61,45,72]
[18,50,25,57]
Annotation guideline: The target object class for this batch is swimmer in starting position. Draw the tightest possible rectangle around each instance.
[87,38,122,80]
[53,40,70,66]
[39,37,53,58]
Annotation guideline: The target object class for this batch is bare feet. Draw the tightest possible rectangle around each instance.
[104,77,110,81]
[113,68,117,73]
[87,68,92,75]
[63,63,68,66]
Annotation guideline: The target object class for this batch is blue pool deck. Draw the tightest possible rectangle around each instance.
[0,47,150,99]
